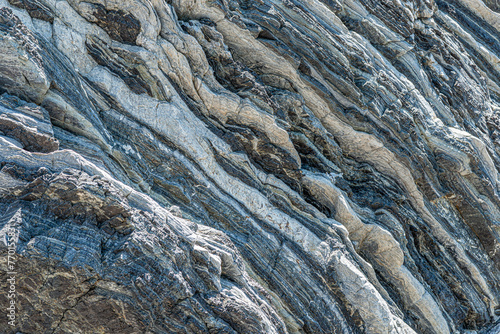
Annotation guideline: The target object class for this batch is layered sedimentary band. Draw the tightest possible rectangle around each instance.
[0,0,499,333]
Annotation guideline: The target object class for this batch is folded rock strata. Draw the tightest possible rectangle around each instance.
[0,0,499,333]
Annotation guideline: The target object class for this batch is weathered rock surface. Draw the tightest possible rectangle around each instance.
[0,0,499,333]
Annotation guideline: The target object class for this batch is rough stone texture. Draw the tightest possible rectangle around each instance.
[0,0,499,333]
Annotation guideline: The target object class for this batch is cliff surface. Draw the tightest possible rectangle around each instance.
[0,0,500,333]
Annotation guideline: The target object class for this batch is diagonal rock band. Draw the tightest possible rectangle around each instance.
[0,0,499,333]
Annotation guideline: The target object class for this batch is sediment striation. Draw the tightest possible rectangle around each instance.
[0,0,499,333]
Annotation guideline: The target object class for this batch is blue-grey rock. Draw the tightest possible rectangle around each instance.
[0,0,499,333]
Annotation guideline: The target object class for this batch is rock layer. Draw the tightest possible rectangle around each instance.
[0,0,499,333]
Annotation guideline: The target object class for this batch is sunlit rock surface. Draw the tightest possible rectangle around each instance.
[0,0,500,332]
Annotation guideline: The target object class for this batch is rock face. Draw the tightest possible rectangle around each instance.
[0,0,500,333]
